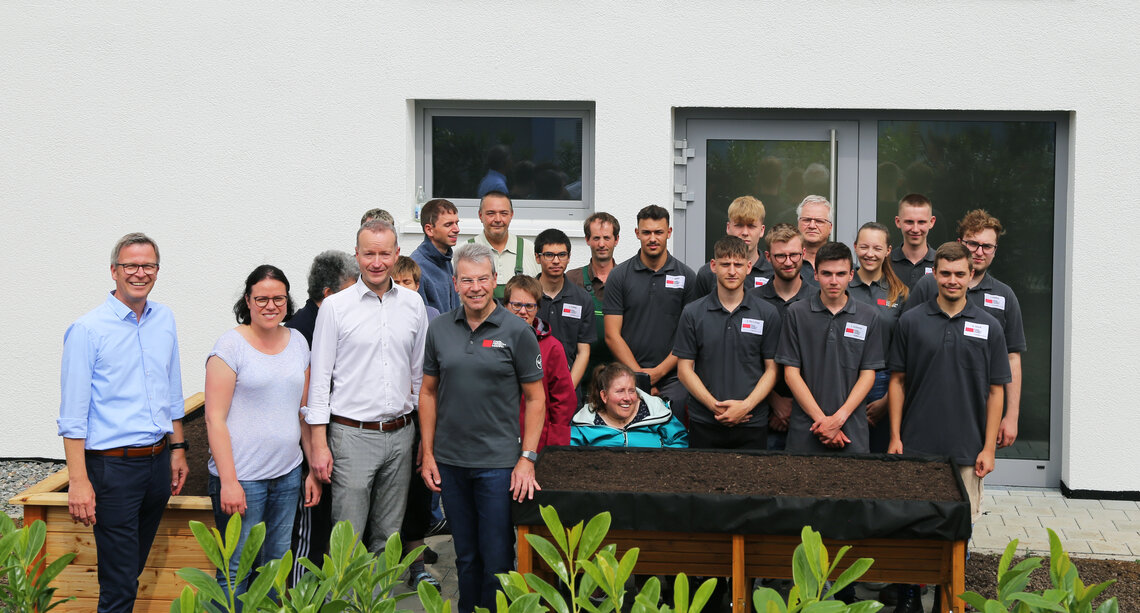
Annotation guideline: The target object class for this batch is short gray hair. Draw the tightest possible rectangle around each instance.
[795,195,833,223]
[453,242,496,277]
[110,232,160,267]
[306,250,358,303]
[356,219,398,247]
[360,208,395,226]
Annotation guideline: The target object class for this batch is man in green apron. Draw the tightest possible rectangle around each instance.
[468,191,540,300]
[566,212,621,395]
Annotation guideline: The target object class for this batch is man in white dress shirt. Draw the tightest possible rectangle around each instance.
[306,219,429,553]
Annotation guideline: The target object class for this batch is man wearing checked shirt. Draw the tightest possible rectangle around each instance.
[58,232,190,613]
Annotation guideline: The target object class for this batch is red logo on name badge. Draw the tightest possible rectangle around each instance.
[984,297,995,305]
[877,298,887,306]
[965,326,976,334]
[845,327,855,334]
[482,339,493,347]
[742,321,753,330]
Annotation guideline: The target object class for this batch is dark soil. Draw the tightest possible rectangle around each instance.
[181,407,210,497]
[965,552,1139,611]
[536,448,962,501]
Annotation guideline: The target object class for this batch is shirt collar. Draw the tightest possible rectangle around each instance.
[631,252,676,273]
[808,291,856,314]
[923,298,977,320]
[849,272,888,290]
[352,276,397,300]
[453,302,506,327]
[891,246,936,264]
[105,291,150,321]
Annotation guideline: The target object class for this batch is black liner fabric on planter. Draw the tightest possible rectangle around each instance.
[513,447,971,542]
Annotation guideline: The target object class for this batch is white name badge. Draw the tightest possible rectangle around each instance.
[843,322,867,341]
[741,318,764,335]
[561,303,583,319]
[983,293,1006,310]
[924,267,933,275]
[665,275,686,289]
[963,321,989,339]
[754,276,770,287]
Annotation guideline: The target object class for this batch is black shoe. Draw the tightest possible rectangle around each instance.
[423,546,439,565]
[894,584,923,613]
[426,518,450,536]
[879,584,898,606]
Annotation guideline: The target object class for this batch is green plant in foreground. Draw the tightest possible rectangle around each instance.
[959,528,1118,613]
[172,513,424,613]
[491,504,716,613]
[0,514,76,613]
[751,526,881,613]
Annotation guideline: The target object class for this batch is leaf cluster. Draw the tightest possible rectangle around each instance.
[751,526,881,613]
[0,514,76,613]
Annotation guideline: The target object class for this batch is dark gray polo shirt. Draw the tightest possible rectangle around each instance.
[888,300,1012,466]
[847,274,903,359]
[902,272,1027,353]
[890,245,936,289]
[693,259,775,297]
[423,305,543,469]
[753,279,818,397]
[775,294,885,454]
[537,278,597,366]
[673,292,782,427]
[603,252,698,369]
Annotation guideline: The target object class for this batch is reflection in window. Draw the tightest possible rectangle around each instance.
[877,120,1056,461]
[431,116,583,201]
[705,140,831,260]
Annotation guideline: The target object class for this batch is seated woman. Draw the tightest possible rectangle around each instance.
[571,362,688,448]
[504,274,577,450]
[205,265,320,601]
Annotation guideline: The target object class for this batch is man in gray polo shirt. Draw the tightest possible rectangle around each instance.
[675,236,781,450]
[888,241,1010,613]
[307,220,428,556]
[755,224,818,448]
[901,209,1026,449]
[533,228,596,389]
[419,242,545,613]
[890,193,937,288]
[776,242,883,453]
[693,196,775,296]
[603,205,698,419]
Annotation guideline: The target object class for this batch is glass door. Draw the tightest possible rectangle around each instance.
[678,119,862,264]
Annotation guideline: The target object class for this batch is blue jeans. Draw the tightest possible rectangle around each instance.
[438,463,515,613]
[209,465,302,604]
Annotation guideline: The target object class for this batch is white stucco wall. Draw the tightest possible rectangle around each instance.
[3,2,1137,491]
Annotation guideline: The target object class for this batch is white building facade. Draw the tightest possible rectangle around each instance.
[3,2,1137,494]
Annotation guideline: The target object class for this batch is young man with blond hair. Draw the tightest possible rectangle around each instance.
[693,195,775,296]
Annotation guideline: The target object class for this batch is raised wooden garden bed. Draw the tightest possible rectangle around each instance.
[9,393,213,612]
[514,447,971,613]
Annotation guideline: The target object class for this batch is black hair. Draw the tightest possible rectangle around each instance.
[233,264,296,325]
[636,204,670,225]
[534,228,572,254]
[814,241,853,270]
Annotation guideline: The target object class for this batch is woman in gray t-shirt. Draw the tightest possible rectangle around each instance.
[204,265,318,599]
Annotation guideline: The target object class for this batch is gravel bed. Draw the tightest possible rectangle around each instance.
[1,459,66,521]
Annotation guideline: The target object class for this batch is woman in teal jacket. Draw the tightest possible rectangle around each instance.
[571,363,688,448]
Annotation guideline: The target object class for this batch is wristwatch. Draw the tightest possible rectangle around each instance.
[520,450,538,462]
[169,441,190,451]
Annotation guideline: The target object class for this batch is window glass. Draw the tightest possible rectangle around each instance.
[877,120,1056,461]
[431,116,584,201]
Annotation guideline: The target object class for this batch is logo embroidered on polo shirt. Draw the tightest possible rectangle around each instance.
[877,298,888,306]
[536,354,542,369]
[562,304,583,319]
[754,277,770,287]
[983,293,1006,310]
[843,322,867,341]
[482,339,507,349]
[665,275,686,289]
[741,318,764,335]
[963,322,989,339]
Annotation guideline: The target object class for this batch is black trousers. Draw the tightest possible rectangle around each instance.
[687,421,768,450]
[86,447,171,613]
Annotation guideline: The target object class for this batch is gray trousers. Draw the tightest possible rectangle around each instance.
[328,420,414,554]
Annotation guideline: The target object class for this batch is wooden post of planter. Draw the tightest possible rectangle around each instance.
[731,534,746,613]
[517,526,533,575]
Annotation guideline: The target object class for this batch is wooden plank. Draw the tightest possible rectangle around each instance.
[517,526,532,575]
[53,597,176,613]
[16,492,212,510]
[54,565,196,601]
[44,531,212,568]
[732,535,747,613]
[45,506,214,534]
[951,540,966,613]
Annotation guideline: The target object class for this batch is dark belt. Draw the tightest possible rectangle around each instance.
[330,414,413,432]
[86,438,167,458]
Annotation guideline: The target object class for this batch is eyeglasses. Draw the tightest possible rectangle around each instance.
[116,263,159,275]
[507,301,538,312]
[771,252,803,263]
[961,239,997,254]
[458,276,493,288]
[539,251,570,262]
[251,295,288,308]
[798,217,832,227]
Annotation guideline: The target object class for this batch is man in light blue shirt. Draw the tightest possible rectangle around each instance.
[58,232,189,613]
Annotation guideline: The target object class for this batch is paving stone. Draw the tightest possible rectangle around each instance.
[1086,539,1134,556]
[1123,508,1140,522]
[1111,520,1140,532]
[1101,500,1140,511]
[1085,508,1128,521]
[1063,498,1104,510]
[972,531,1019,552]
[1076,518,1122,533]
[1018,504,1056,517]
[1052,508,1093,520]
[1000,514,1045,530]
[1059,539,1092,554]
[1060,528,1105,541]
[1036,516,1080,532]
